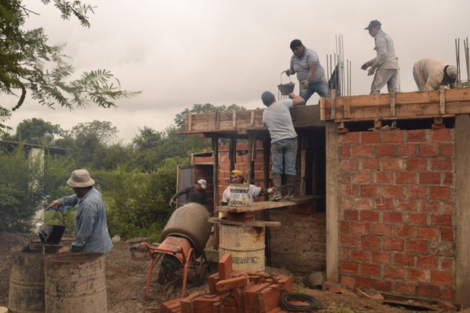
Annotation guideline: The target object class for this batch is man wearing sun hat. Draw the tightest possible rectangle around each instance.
[413,58,457,91]
[220,170,274,205]
[48,169,113,254]
[169,179,208,207]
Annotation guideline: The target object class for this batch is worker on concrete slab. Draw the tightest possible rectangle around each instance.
[169,179,207,207]
[261,91,304,201]
[361,20,398,95]
[286,39,329,104]
[48,169,113,254]
[413,58,457,91]
[221,170,274,205]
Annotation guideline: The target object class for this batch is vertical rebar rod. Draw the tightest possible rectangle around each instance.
[349,60,352,96]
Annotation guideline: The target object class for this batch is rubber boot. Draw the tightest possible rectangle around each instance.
[270,174,282,201]
[284,175,296,201]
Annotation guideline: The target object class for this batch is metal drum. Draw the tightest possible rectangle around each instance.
[219,224,265,271]
[8,245,62,313]
[160,203,211,258]
[44,252,107,313]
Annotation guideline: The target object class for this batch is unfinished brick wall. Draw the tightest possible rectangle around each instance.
[338,128,455,300]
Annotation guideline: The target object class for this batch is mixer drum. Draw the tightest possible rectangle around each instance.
[160,203,211,258]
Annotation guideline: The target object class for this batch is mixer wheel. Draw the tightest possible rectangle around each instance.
[158,268,174,285]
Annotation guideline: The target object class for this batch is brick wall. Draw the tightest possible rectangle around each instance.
[338,128,455,300]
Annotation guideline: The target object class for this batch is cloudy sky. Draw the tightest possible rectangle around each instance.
[2,0,470,142]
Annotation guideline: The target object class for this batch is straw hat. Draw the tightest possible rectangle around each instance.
[67,169,95,188]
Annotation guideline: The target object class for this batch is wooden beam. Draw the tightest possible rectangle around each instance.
[389,89,396,117]
[343,96,350,119]
[263,139,270,201]
[232,111,237,128]
[439,86,446,115]
[215,111,219,129]
[216,195,321,213]
[250,111,255,126]
[247,133,255,185]
[325,122,339,283]
[229,137,236,173]
[331,89,336,120]
[209,217,280,228]
[300,136,307,196]
[455,114,470,305]
[212,137,219,209]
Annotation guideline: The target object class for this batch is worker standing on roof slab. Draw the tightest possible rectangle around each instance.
[221,170,274,205]
[413,58,457,91]
[261,91,304,201]
[361,20,398,95]
[286,39,329,104]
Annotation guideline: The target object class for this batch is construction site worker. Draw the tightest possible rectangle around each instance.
[48,169,113,254]
[286,39,329,104]
[169,179,207,207]
[413,58,457,91]
[220,170,274,205]
[261,91,304,201]
[361,20,398,95]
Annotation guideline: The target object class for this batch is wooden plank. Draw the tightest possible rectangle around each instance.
[331,90,336,120]
[389,89,396,117]
[229,137,236,173]
[247,134,254,185]
[325,121,339,283]
[215,111,219,129]
[212,137,219,209]
[215,195,321,213]
[320,97,326,121]
[263,139,270,201]
[455,114,470,306]
[343,96,350,119]
[250,111,255,126]
[232,111,237,128]
[188,112,192,131]
[300,136,306,197]
[440,86,445,115]
[208,217,280,228]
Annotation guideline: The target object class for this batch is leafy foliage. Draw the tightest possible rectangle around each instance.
[9,118,62,144]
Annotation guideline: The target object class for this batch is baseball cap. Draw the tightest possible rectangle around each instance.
[197,179,207,189]
[261,91,275,105]
[231,170,242,176]
[446,65,457,80]
[364,20,381,30]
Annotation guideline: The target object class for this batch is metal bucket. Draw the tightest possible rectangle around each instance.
[219,224,265,271]
[229,184,250,206]
[278,82,295,96]
[8,245,62,313]
[44,252,107,313]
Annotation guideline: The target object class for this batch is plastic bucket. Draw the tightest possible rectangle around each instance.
[229,184,250,206]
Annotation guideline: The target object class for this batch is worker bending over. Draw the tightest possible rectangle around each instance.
[170,179,207,207]
[413,58,457,91]
[221,170,274,205]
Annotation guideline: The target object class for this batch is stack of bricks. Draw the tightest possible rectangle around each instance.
[338,128,455,300]
[161,253,295,313]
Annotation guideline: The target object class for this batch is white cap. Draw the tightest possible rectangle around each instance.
[197,179,207,189]
[446,65,457,80]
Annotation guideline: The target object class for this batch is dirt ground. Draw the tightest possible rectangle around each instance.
[0,233,458,312]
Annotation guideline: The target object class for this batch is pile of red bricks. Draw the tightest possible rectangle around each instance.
[161,253,295,313]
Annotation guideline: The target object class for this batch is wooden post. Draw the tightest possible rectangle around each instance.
[232,111,237,128]
[300,136,307,196]
[331,90,336,120]
[455,114,470,305]
[263,138,271,266]
[247,133,255,185]
[389,89,396,117]
[229,137,236,173]
[326,122,339,283]
[343,96,350,119]
[440,86,446,115]
[212,136,220,250]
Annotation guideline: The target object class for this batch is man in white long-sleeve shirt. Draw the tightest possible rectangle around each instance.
[361,20,398,95]
[413,58,457,91]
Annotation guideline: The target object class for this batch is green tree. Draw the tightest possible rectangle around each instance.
[132,126,161,151]
[174,103,246,129]
[12,118,62,144]
[0,1,140,131]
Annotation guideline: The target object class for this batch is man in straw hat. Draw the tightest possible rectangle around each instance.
[48,169,113,254]
[220,170,274,205]
[413,58,457,91]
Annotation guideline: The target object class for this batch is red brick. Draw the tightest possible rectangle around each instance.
[430,186,450,199]
[398,199,417,211]
[341,184,359,196]
[384,212,403,223]
[352,145,372,157]
[382,158,403,170]
[431,129,451,142]
[394,225,414,237]
[375,172,393,184]
[440,287,454,300]
[340,276,356,290]
[394,253,415,266]
[383,131,404,143]
[340,173,350,184]
[342,197,352,209]
[372,251,391,264]
[362,132,381,144]
[341,235,359,247]
[443,173,453,185]
[344,209,358,220]
[355,277,371,289]
[341,159,359,171]
[277,276,293,292]
[432,158,452,171]
[419,173,440,185]
[396,282,416,295]
[384,238,404,251]
[351,222,370,235]
[361,263,380,276]
[407,185,426,198]
[208,274,219,293]
[431,214,452,226]
[218,253,233,280]
[417,255,438,269]
[396,172,416,184]
[340,261,359,274]
[407,130,426,142]
[232,288,242,308]
[420,200,439,212]
[341,132,360,144]
[361,210,379,222]
[372,279,392,292]
[257,285,281,313]
[351,249,370,262]
[383,185,403,198]
[430,242,454,257]
[431,271,453,285]
[417,227,439,240]
[375,145,394,157]
[418,284,439,297]
[397,144,417,157]
[341,248,350,259]
[216,276,246,292]
[340,221,350,233]
[243,283,271,311]
[407,158,427,170]
[371,224,392,236]
[376,198,395,210]
[353,172,372,184]
[355,198,373,209]
[361,236,381,249]
[420,143,439,156]
[361,159,380,170]
[384,266,405,279]
[361,185,379,197]
[341,146,351,157]
[444,201,453,213]
[438,301,457,311]
[408,268,428,282]
[441,143,453,156]
[407,213,427,225]
[441,228,453,241]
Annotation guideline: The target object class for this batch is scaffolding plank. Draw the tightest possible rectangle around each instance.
[215,195,321,213]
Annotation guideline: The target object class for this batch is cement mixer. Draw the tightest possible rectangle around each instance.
[141,203,211,299]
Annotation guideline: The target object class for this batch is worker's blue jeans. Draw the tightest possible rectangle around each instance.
[299,79,329,104]
[271,138,297,176]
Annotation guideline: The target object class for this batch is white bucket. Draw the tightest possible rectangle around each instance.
[229,184,250,206]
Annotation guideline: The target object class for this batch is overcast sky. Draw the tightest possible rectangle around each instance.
[2,0,470,142]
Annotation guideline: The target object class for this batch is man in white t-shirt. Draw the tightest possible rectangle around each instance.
[221,170,273,205]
